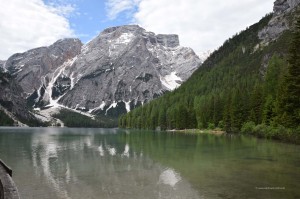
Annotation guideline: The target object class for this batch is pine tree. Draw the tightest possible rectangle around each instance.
[264,55,285,97]
[158,105,167,130]
[223,91,232,132]
[230,89,244,132]
[277,18,300,128]
[248,83,264,124]
[262,95,276,125]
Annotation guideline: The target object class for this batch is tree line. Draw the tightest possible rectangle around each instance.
[119,15,300,144]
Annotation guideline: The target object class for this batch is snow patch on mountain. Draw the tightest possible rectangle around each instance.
[197,50,212,63]
[116,32,134,44]
[160,72,183,90]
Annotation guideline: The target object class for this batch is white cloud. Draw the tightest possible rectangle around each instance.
[50,4,76,17]
[46,0,77,17]
[115,0,274,55]
[105,0,141,20]
[0,0,75,60]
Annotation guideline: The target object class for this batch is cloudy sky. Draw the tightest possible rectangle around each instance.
[0,0,274,60]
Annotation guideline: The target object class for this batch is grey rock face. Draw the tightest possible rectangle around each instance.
[57,25,200,116]
[157,34,180,48]
[0,72,36,123]
[7,25,200,117]
[274,0,300,14]
[0,60,5,72]
[258,0,300,44]
[5,39,82,95]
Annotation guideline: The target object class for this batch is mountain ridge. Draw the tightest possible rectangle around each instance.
[1,25,200,125]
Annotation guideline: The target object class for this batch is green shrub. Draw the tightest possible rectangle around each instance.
[208,123,215,130]
[241,121,256,134]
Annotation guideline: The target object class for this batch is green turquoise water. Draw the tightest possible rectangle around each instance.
[0,127,299,199]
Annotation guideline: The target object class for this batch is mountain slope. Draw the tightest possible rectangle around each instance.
[4,39,82,96]
[0,72,44,126]
[58,25,199,116]
[4,25,200,120]
[119,0,300,142]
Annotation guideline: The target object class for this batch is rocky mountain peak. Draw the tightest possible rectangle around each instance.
[258,0,300,44]
[93,25,180,49]
[101,25,143,34]
[274,0,300,14]
[5,38,82,95]
[6,25,200,118]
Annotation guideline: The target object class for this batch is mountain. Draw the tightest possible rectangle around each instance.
[4,38,82,97]
[197,50,212,63]
[259,0,300,44]
[0,60,5,72]
[119,0,300,143]
[3,25,200,120]
[0,72,44,126]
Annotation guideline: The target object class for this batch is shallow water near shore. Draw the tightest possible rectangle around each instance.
[0,127,299,199]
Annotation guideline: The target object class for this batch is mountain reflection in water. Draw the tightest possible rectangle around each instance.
[0,128,200,199]
[0,127,299,199]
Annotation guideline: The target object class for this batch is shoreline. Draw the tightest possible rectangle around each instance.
[166,129,225,135]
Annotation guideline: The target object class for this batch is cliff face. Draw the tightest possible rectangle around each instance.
[5,25,200,117]
[274,0,300,14]
[4,39,82,96]
[56,25,200,116]
[0,61,5,72]
[258,0,300,44]
[0,72,36,126]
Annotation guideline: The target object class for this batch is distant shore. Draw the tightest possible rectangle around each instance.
[166,129,225,135]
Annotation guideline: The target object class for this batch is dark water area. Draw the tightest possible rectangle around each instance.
[0,127,299,199]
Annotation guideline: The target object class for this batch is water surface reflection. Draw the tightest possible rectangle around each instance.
[0,128,200,199]
[0,128,300,198]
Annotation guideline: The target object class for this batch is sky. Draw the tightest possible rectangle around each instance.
[0,0,274,60]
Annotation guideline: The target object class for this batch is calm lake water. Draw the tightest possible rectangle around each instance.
[0,127,299,199]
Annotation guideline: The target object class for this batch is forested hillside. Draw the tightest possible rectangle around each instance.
[119,14,300,143]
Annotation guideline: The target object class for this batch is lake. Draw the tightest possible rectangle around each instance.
[0,127,299,199]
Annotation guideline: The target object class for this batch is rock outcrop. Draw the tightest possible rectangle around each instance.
[274,0,300,14]
[5,25,200,117]
[0,72,36,125]
[5,39,82,96]
[258,0,300,44]
[0,60,5,72]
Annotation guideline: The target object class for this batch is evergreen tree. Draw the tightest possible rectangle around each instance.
[223,92,232,132]
[158,107,166,130]
[264,55,285,97]
[230,89,244,132]
[262,95,276,125]
[249,83,264,124]
[277,18,300,128]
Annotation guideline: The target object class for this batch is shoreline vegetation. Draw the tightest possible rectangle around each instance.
[163,125,300,144]
[166,129,225,135]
